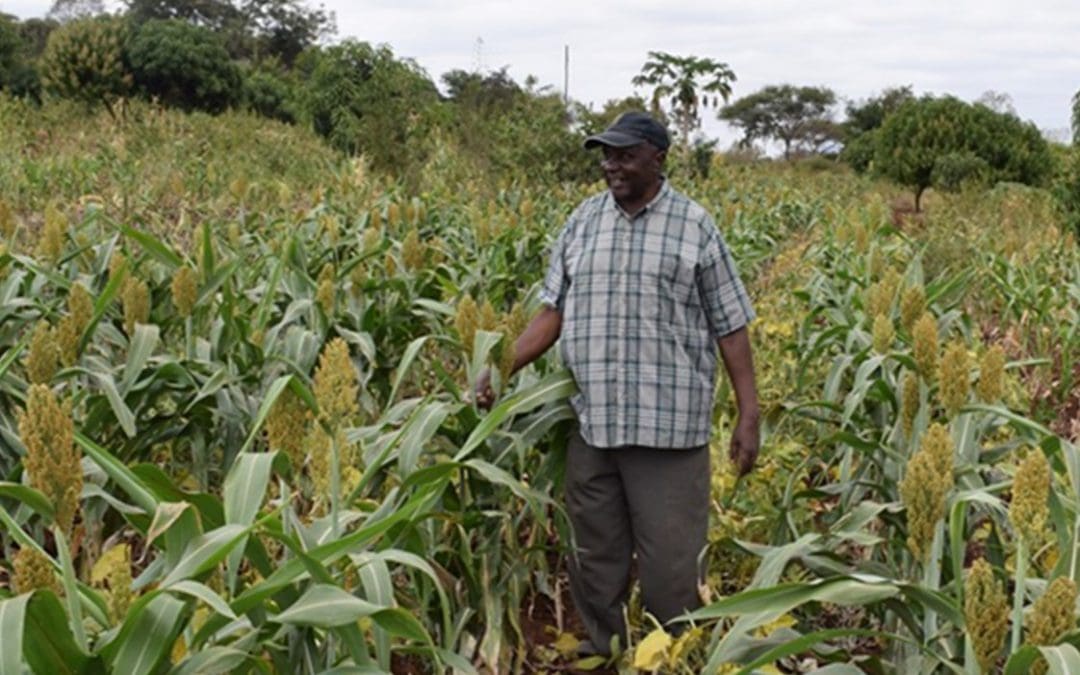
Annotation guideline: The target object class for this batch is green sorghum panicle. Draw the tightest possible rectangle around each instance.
[57,283,92,367]
[872,313,895,354]
[91,543,135,621]
[1025,577,1078,675]
[312,337,359,426]
[266,388,308,473]
[121,276,150,336]
[900,424,953,563]
[938,340,971,418]
[899,284,927,332]
[25,320,59,384]
[478,299,498,332]
[13,546,60,595]
[901,373,920,439]
[912,312,939,378]
[964,558,1009,673]
[171,265,198,318]
[316,263,335,315]
[401,227,424,271]
[454,295,479,352]
[976,345,1006,403]
[1009,450,1050,547]
[37,203,66,263]
[18,384,81,538]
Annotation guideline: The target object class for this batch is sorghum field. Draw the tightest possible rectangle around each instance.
[1,98,1079,675]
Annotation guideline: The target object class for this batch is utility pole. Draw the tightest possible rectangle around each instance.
[563,45,569,103]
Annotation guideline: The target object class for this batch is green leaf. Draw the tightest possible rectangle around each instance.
[0,594,29,675]
[454,368,576,461]
[110,593,186,675]
[119,223,183,269]
[371,606,431,644]
[237,375,293,455]
[271,584,383,627]
[733,628,887,675]
[90,372,137,438]
[1040,644,1080,675]
[223,452,280,592]
[167,647,250,675]
[54,529,87,650]
[0,482,54,521]
[21,591,92,675]
[161,524,249,586]
[685,576,900,622]
[388,336,428,405]
[164,581,236,620]
[120,324,159,395]
[76,432,158,514]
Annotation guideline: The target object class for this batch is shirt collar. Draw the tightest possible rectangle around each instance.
[607,178,670,220]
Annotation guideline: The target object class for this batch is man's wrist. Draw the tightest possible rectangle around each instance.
[737,405,760,424]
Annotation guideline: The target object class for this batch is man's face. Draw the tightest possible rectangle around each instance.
[600,142,665,206]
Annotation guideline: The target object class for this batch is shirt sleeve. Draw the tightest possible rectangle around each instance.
[697,218,755,338]
[538,216,574,312]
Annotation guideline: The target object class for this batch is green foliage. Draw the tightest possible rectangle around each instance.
[241,63,296,122]
[720,84,839,159]
[631,51,735,145]
[840,85,914,172]
[441,68,594,184]
[124,0,334,64]
[128,19,241,113]
[40,15,131,116]
[875,95,1053,210]
[303,40,438,173]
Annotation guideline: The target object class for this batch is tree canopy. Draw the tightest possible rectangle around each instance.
[720,84,838,159]
[632,51,735,147]
[874,95,1052,210]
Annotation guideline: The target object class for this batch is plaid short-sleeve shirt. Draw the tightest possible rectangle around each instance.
[539,181,755,449]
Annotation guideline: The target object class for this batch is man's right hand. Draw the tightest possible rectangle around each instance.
[474,368,496,410]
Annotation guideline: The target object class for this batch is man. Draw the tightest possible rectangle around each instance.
[476,111,759,657]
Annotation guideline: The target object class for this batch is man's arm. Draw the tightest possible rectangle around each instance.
[718,326,760,475]
[475,306,562,408]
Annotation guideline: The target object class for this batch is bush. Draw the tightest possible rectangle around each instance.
[128,19,240,114]
[242,67,297,123]
[40,16,131,116]
[304,40,439,174]
[932,151,990,192]
[874,96,1052,210]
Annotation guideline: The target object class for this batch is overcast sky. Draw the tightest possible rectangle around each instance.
[5,0,1078,146]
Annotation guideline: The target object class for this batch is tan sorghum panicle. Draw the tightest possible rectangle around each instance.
[362,226,381,251]
[401,228,424,271]
[976,345,1006,403]
[312,337,359,426]
[454,295,479,352]
[912,312,939,378]
[266,388,308,473]
[12,546,60,595]
[1026,577,1078,675]
[900,448,948,564]
[478,300,498,332]
[496,304,528,384]
[922,423,954,479]
[171,265,198,319]
[938,340,972,418]
[864,280,890,320]
[901,373,921,439]
[872,313,895,354]
[108,251,126,279]
[964,558,1009,673]
[25,320,59,384]
[0,197,14,239]
[91,543,134,621]
[121,277,149,336]
[349,262,366,300]
[1009,450,1050,547]
[386,202,401,231]
[37,203,66,263]
[368,208,382,232]
[306,423,331,503]
[383,251,397,277]
[316,264,335,315]
[56,283,93,367]
[18,384,81,538]
[899,285,927,333]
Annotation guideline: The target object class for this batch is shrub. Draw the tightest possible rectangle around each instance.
[40,16,131,117]
[242,66,297,123]
[304,40,439,173]
[874,96,1052,210]
[128,19,241,114]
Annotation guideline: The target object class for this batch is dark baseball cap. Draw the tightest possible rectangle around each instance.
[584,111,671,151]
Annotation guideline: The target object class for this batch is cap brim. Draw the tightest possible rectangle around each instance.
[583,130,644,149]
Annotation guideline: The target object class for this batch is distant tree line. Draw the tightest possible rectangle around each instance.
[1,7,1077,219]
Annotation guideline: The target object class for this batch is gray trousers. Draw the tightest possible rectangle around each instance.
[564,428,710,654]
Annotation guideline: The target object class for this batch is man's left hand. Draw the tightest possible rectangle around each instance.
[729,415,759,476]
